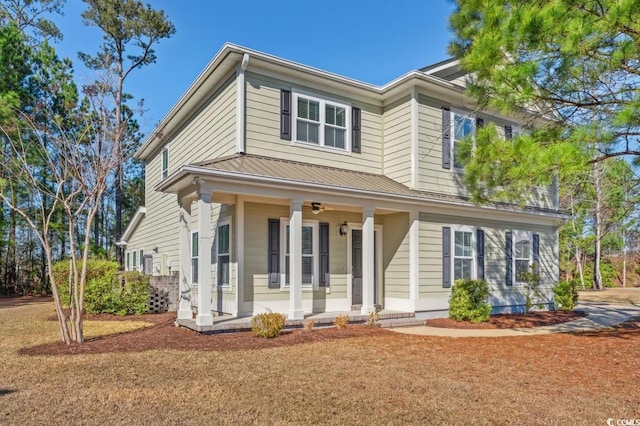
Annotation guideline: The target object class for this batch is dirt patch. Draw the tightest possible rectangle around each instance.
[425,310,588,329]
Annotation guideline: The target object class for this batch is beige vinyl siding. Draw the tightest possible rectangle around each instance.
[418,212,558,304]
[243,202,362,304]
[417,94,467,197]
[126,74,238,277]
[417,93,557,209]
[382,96,412,186]
[166,73,237,169]
[381,212,410,299]
[244,72,383,173]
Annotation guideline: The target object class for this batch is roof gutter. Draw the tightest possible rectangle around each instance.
[236,53,250,154]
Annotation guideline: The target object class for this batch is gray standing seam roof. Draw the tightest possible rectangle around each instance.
[194,154,563,216]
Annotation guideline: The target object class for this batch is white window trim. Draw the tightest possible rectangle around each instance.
[132,249,138,272]
[139,249,144,273]
[126,251,131,271]
[280,218,319,290]
[161,148,169,180]
[513,230,533,285]
[292,90,351,153]
[191,231,199,286]
[450,109,475,171]
[216,218,232,288]
[451,225,476,281]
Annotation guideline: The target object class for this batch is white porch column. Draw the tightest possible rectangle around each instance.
[361,207,376,315]
[196,187,213,326]
[289,199,304,320]
[409,209,420,310]
[178,197,193,320]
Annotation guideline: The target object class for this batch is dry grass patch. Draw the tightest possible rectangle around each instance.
[1,298,640,424]
[579,287,640,304]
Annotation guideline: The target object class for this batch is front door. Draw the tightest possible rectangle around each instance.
[352,230,363,305]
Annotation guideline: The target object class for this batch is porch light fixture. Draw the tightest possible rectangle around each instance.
[311,202,322,215]
[339,222,348,236]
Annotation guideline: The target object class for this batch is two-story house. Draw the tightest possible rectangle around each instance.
[119,43,565,326]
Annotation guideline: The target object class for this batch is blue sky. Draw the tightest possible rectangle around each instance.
[54,0,456,134]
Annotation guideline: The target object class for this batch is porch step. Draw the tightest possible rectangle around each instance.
[178,310,416,334]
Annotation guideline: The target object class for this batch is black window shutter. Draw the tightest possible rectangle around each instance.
[505,231,513,286]
[477,228,485,280]
[280,89,291,140]
[476,117,484,128]
[442,107,451,169]
[533,233,540,273]
[505,125,513,140]
[442,227,451,288]
[319,222,330,287]
[268,219,280,288]
[352,106,361,153]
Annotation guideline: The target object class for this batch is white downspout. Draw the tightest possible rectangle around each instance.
[236,53,250,154]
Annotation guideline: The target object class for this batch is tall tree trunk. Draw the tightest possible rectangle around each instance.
[592,160,603,290]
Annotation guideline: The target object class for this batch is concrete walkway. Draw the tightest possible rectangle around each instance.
[388,302,640,338]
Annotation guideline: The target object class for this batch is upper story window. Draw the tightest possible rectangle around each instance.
[161,148,168,179]
[293,92,349,151]
[452,110,474,169]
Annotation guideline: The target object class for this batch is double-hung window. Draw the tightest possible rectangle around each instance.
[161,148,168,179]
[452,110,474,169]
[282,219,318,287]
[453,227,475,281]
[132,250,137,271]
[294,92,349,151]
[191,231,199,285]
[126,252,130,271]
[217,221,230,286]
[514,231,533,284]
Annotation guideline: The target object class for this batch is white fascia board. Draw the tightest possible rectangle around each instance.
[156,166,567,226]
[135,43,470,160]
[117,206,147,245]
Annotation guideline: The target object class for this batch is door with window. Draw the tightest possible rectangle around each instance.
[351,229,379,306]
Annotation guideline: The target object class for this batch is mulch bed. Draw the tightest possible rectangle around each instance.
[21,314,385,356]
[425,310,588,329]
[21,309,594,356]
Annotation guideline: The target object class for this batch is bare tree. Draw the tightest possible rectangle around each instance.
[0,102,117,343]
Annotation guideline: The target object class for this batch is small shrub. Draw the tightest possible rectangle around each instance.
[520,264,546,314]
[366,311,380,327]
[334,314,350,329]
[553,279,579,311]
[449,279,491,323]
[304,319,315,331]
[251,312,286,338]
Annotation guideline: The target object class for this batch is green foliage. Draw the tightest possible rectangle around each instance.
[519,264,547,314]
[449,279,491,323]
[553,280,579,311]
[251,313,286,338]
[584,260,618,288]
[334,314,350,329]
[52,259,149,315]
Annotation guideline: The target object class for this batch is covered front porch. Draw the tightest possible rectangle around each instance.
[156,154,423,326]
